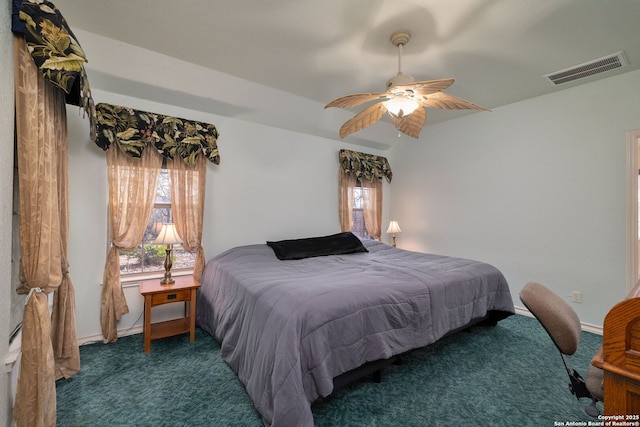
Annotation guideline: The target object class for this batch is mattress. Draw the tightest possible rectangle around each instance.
[196,239,514,426]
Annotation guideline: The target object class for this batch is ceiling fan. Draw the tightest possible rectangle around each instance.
[325,30,490,139]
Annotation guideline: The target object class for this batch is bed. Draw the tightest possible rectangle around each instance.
[196,234,514,426]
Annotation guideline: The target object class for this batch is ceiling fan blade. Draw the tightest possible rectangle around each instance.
[339,102,388,138]
[391,106,426,138]
[325,92,389,109]
[392,78,455,96]
[419,91,490,111]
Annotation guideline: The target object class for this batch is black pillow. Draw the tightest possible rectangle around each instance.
[267,232,368,260]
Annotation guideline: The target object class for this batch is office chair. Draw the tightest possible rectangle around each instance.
[519,281,603,417]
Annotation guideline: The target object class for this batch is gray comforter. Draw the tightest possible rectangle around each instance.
[196,240,514,426]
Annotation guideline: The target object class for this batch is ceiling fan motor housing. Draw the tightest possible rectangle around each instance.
[386,72,416,90]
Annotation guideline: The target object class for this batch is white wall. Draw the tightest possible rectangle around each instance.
[67,89,389,340]
[389,69,640,328]
[14,13,637,361]
[63,30,391,341]
[1,2,15,425]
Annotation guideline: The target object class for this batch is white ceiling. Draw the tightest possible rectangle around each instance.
[54,0,640,149]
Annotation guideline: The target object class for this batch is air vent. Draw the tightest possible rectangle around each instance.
[544,51,628,85]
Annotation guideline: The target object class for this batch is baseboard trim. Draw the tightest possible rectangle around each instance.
[78,325,143,346]
[515,306,602,335]
[8,327,143,368]
[77,308,602,345]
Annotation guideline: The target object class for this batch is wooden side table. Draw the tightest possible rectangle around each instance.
[139,275,201,353]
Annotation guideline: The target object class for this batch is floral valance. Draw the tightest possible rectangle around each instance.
[339,149,392,183]
[12,0,95,123]
[94,103,221,165]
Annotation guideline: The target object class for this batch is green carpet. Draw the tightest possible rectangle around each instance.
[56,315,603,426]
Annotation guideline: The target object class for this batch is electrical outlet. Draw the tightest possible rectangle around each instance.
[571,291,582,303]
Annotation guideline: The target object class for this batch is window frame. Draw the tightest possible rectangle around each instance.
[350,185,372,240]
[113,167,195,282]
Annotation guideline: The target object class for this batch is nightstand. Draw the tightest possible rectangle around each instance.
[139,275,201,353]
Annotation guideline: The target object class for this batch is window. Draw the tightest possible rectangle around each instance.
[119,168,195,276]
[351,186,371,240]
[338,150,386,241]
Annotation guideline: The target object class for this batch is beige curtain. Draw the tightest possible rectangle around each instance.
[14,34,79,426]
[14,291,56,427]
[101,146,162,342]
[167,155,207,281]
[50,91,80,380]
[338,168,357,232]
[51,262,80,379]
[361,178,382,240]
[338,168,382,239]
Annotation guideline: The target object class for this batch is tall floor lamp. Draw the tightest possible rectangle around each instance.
[386,221,402,247]
[152,223,183,284]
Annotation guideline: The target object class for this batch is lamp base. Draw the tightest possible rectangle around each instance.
[160,245,174,285]
[160,276,175,285]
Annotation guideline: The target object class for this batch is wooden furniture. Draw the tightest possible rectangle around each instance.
[601,297,640,416]
[140,275,200,353]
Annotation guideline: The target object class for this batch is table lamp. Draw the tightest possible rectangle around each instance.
[152,223,182,284]
[386,221,402,247]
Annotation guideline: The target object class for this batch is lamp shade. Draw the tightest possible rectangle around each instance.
[386,221,402,234]
[152,223,182,245]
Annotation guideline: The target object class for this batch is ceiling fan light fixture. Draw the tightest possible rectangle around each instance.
[386,72,415,90]
[324,30,489,139]
[385,96,419,118]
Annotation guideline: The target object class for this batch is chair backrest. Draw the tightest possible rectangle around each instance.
[519,281,582,355]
